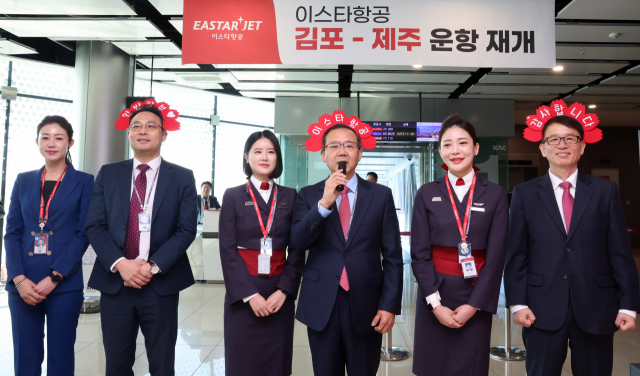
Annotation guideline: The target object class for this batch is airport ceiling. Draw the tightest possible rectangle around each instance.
[0,0,639,125]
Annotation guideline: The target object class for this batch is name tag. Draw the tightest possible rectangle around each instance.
[471,207,485,212]
[245,201,255,206]
[432,197,442,202]
[278,203,288,209]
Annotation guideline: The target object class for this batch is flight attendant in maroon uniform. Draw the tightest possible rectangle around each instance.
[218,130,304,376]
[411,114,509,376]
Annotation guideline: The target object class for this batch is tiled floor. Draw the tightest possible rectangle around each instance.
[1,264,640,375]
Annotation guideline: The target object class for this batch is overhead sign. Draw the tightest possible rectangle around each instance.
[183,0,555,68]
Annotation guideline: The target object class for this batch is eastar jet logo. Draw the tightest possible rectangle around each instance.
[193,16,263,31]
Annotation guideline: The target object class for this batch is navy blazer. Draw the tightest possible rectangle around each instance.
[504,172,640,335]
[218,181,304,304]
[86,158,197,296]
[411,175,509,313]
[4,164,94,293]
[197,194,220,222]
[291,175,403,335]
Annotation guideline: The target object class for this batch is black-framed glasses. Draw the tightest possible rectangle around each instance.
[322,142,359,152]
[544,135,581,145]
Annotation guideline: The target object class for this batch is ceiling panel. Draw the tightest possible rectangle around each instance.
[136,76,223,89]
[232,82,338,91]
[168,82,223,90]
[481,74,593,85]
[579,86,640,95]
[353,72,469,84]
[358,92,449,98]
[600,75,640,85]
[0,19,164,39]
[113,41,180,55]
[231,71,338,81]
[0,39,37,55]
[570,94,640,103]
[493,62,626,75]
[137,58,198,69]
[169,19,183,34]
[468,85,574,95]
[354,65,476,72]
[0,0,136,15]
[241,91,338,98]
[556,46,640,61]
[135,71,178,81]
[558,0,640,20]
[556,25,640,43]
[149,0,183,15]
[465,94,557,101]
[351,83,458,92]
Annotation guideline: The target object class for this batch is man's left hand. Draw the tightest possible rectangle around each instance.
[372,310,395,333]
[616,312,636,331]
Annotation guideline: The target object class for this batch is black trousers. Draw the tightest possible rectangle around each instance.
[307,288,383,376]
[522,299,614,376]
[100,285,179,376]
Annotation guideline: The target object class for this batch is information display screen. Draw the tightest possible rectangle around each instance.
[368,122,442,142]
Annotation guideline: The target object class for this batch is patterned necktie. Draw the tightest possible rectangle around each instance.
[456,178,465,186]
[260,182,269,190]
[124,164,150,259]
[559,181,574,232]
[338,186,351,291]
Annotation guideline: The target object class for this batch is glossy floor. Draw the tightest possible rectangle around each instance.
[1,266,639,375]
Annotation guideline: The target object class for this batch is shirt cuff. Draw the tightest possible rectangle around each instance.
[620,309,637,319]
[111,257,125,273]
[243,293,258,303]
[425,291,441,304]
[510,305,529,314]
[317,201,332,218]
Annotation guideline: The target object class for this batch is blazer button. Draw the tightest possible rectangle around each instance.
[564,274,569,280]
[119,246,124,250]
[566,247,571,253]
[336,275,340,280]
[343,253,348,258]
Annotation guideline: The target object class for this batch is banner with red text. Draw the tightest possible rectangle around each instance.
[182,0,555,68]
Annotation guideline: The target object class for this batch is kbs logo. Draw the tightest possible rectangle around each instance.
[193,16,263,31]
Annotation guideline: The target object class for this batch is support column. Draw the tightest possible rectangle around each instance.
[74,41,133,176]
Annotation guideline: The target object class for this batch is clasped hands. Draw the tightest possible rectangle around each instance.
[14,273,63,306]
[116,259,153,289]
[433,304,477,329]
[249,290,287,317]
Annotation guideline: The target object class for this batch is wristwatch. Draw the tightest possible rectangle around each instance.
[49,271,62,283]
[149,261,161,275]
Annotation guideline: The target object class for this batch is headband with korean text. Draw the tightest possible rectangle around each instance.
[115,98,181,131]
[305,110,376,151]
[524,100,601,143]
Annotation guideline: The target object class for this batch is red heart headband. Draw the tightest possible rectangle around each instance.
[115,98,181,131]
[524,100,601,143]
[305,110,376,151]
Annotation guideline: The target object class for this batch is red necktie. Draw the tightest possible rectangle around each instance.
[559,182,574,232]
[338,186,350,291]
[456,178,465,186]
[260,182,270,190]
[124,164,149,259]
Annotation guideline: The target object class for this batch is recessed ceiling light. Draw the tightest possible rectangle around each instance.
[553,66,564,72]
[275,74,286,79]
[588,104,596,108]
[412,64,423,68]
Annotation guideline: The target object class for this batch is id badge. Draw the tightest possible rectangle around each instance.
[458,241,472,263]
[461,257,478,279]
[34,233,49,255]
[258,253,271,275]
[261,237,273,256]
[138,212,151,232]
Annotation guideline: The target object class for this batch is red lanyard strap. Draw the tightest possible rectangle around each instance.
[444,173,476,242]
[201,197,207,209]
[247,182,277,240]
[39,165,67,225]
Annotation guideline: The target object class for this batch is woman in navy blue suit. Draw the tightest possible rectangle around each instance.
[411,115,509,376]
[5,115,94,376]
[219,130,304,376]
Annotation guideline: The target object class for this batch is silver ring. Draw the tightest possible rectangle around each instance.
[32,294,35,298]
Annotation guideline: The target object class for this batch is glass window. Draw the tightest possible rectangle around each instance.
[161,117,213,186]
[217,95,274,128]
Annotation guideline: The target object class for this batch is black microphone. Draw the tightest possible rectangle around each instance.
[336,161,347,192]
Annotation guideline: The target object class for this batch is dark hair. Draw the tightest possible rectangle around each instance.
[37,115,74,166]
[541,115,584,142]
[438,114,478,147]
[130,105,164,128]
[201,181,212,188]
[322,124,362,150]
[243,130,283,179]
[367,172,378,180]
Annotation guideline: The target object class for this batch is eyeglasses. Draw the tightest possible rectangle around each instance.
[322,142,359,152]
[130,121,161,132]
[544,135,581,145]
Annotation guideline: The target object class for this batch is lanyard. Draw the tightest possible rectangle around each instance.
[39,165,67,228]
[247,181,277,240]
[444,173,476,242]
[131,166,160,213]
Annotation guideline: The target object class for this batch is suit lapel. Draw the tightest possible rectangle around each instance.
[248,180,271,214]
[151,159,173,225]
[28,168,44,217]
[345,176,374,249]
[47,164,79,217]
[537,173,567,237]
[120,160,134,224]
[566,173,593,243]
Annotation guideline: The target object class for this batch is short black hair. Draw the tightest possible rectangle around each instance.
[129,105,164,127]
[541,115,584,141]
[322,124,362,150]
[201,181,212,188]
[243,130,283,179]
[367,172,378,180]
[438,114,478,146]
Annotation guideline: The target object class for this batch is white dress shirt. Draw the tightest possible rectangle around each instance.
[511,169,636,319]
[111,156,162,272]
[243,176,274,303]
[425,171,475,308]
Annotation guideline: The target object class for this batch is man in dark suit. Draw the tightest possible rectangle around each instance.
[86,105,197,376]
[197,181,220,224]
[505,115,640,376]
[291,124,403,376]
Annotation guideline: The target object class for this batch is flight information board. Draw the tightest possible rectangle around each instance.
[368,122,442,142]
